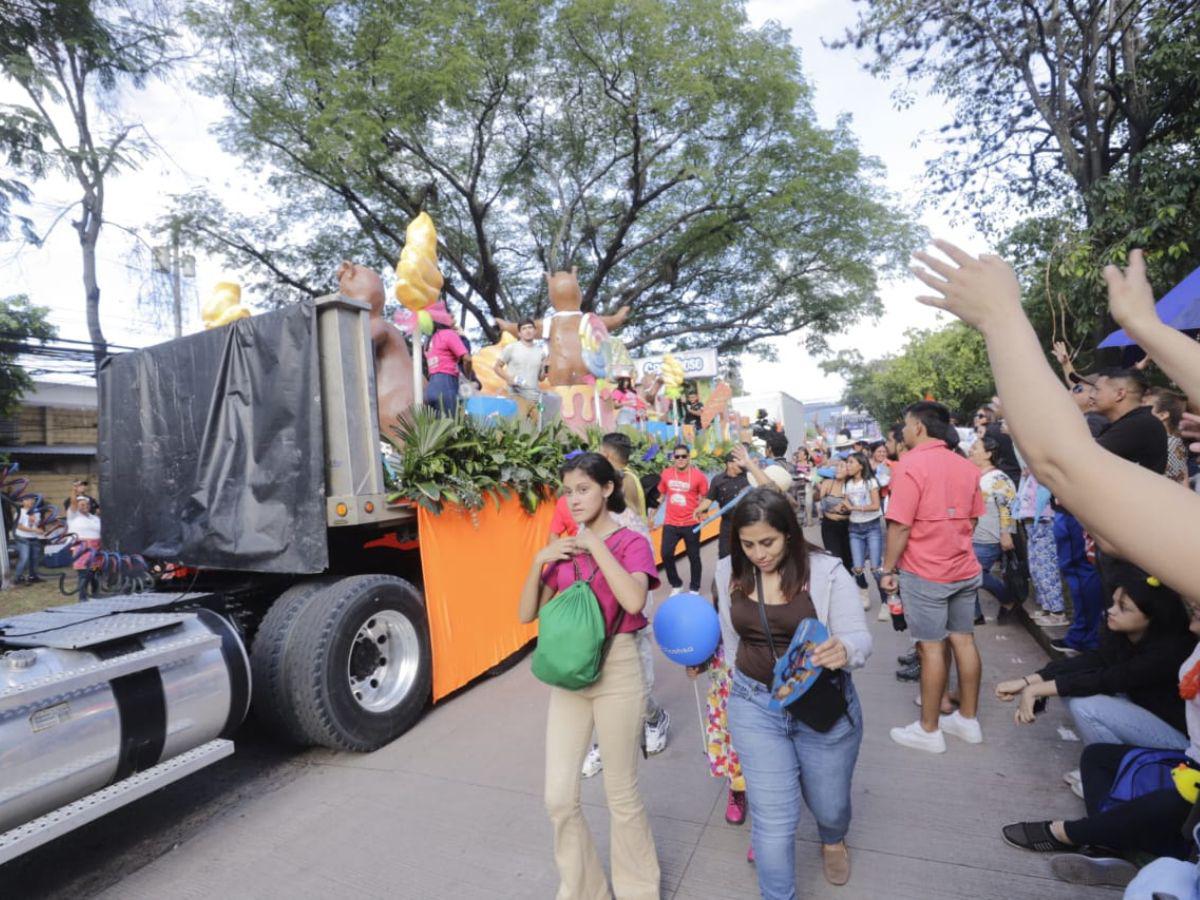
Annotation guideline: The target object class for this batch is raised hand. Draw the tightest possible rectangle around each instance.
[1102,249,1158,332]
[1181,412,1200,453]
[1051,341,1070,366]
[910,239,1023,333]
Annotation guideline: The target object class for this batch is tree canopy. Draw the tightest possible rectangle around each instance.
[831,0,1200,407]
[0,295,58,416]
[822,323,993,427]
[838,0,1200,230]
[0,0,176,368]
[179,0,919,353]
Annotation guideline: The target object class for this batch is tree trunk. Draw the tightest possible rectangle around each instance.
[79,211,107,371]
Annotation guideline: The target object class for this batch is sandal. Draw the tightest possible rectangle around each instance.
[1002,821,1075,853]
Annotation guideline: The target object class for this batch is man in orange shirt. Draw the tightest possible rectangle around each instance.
[658,444,709,593]
[880,402,986,754]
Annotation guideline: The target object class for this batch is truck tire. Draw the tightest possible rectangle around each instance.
[250,578,337,745]
[288,574,432,751]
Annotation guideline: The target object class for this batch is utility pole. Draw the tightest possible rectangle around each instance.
[153,224,195,338]
[170,225,182,338]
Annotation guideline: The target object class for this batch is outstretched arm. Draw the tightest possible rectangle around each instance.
[1050,342,1078,391]
[495,317,545,338]
[911,240,1200,596]
[598,306,631,331]
[1104,249,1200,406]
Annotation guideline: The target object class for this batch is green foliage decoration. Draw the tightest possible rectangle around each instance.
[386,406,570,516]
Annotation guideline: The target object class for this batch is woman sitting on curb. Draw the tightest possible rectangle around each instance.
[1000,575,1199,888]
[995,560,1192,754]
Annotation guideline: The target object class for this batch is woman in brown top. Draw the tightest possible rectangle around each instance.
[724,488,871,896]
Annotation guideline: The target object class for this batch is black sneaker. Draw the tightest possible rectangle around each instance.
[973,613,986,626]
[996,605,1015,624]
[854,571,868,590]
[895,662,921,682]
[1049,639,1081,657]
[897,649,918,667]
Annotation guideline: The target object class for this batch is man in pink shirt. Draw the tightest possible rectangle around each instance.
[879,402,986,754]
[657,444,709,592]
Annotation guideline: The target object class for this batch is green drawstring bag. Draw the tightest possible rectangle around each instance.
[532,557,625,690]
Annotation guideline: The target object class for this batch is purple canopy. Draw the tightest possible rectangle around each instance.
[1099,263,1200,348]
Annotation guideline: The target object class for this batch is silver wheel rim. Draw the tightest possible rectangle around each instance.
[346,607,420,713]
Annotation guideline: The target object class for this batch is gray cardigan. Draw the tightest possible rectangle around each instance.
[808,552,873,671]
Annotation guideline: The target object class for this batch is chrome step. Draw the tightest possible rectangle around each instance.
[0,739,235,865]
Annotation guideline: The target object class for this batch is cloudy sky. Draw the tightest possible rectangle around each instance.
[1,0,987,395]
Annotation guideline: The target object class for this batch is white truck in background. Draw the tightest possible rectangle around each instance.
[730,391,807,455]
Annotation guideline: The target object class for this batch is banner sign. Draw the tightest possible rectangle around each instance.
[634,347,719,380]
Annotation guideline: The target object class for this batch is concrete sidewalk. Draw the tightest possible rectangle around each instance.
[86,541,1114,899]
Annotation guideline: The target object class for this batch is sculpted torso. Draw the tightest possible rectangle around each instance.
[495,267,630,387]
[337,260,415,437]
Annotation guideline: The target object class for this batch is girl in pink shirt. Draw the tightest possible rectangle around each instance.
[423,324,469,415]
[517,452,661,898]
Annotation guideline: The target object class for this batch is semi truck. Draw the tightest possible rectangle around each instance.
[0,294,446,863]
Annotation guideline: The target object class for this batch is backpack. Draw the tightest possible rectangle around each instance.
[531,548,627,690]
[1099,748,1189,814]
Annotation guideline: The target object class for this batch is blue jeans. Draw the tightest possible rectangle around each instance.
[848,519,882,574]
[13,538,41,582]
[1066,694,1190,750]
[1054,511,1104,650]
[728,669,863,900]
[424,372,459,416]
[972,541,1010,618]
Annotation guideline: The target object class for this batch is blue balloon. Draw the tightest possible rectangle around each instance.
[654,592,721,667]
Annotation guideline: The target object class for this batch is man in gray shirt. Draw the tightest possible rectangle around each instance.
[493,317,549,419]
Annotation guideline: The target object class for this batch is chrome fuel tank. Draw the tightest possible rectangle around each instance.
[0,606,250,834]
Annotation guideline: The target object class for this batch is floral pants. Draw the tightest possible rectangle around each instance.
[704,643,745,792]
[1026,519,1065,613]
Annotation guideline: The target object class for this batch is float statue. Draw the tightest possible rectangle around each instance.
[337,260,415,438]
[496,267,630,386]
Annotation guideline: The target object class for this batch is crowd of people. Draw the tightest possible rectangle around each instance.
[6,479,101,596]
[518,241,1200,899]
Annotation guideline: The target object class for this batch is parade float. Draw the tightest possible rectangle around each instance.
[0,210,736,863]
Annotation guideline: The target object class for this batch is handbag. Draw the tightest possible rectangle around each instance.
[531,540,627,690]
[1001,549,1029,603]
[754,569,848,732]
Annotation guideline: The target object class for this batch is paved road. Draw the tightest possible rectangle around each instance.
[3,540,1117,899]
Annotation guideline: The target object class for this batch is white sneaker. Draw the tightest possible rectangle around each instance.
[876,603,890,622]
[889,720,946,754]
[1040,613,1070,627]
[1070,779,1085,800]
[939,710,983,744]
[581,743,603,778]
[1063,768,1082,786]
[644,709,670,755]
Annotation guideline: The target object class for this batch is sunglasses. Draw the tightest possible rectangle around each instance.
[673,454,689,459]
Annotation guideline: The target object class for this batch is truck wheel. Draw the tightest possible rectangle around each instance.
[289,574,431,751]
[250,578,336,745]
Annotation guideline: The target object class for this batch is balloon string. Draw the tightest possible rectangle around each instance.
[692,678,708,758]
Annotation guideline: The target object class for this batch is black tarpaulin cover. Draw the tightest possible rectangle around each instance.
[98,300,328,573]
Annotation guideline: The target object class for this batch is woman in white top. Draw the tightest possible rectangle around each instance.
[842,452,882,598]
[68,496,102,600]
